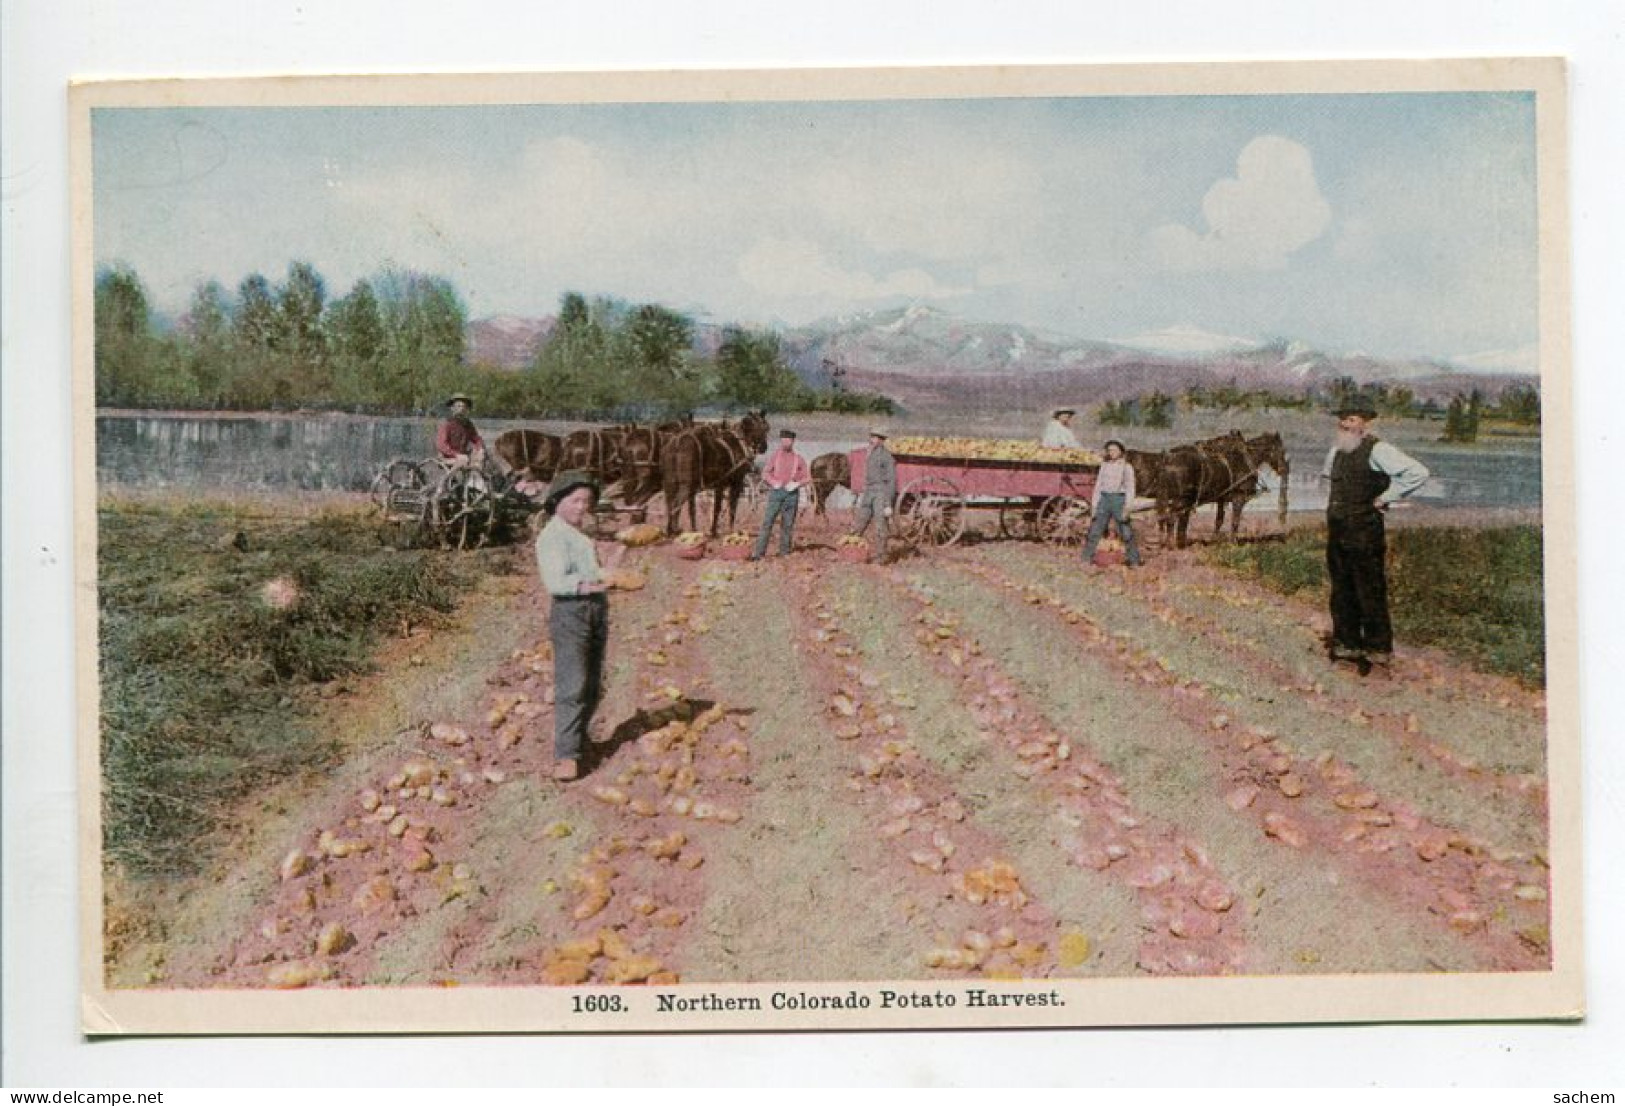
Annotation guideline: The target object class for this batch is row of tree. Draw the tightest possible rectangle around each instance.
[94,261,895,418]
[1184,375,1541,430]
[1096,378,1539,440]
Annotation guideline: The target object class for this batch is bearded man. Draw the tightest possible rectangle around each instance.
[1321,396,1430,673]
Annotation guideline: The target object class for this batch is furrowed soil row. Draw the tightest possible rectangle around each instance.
[834,568,1247,975]
[676,561,987,982]
[204,546,756,988]
[923,556,1548,972]
[1110,556,1546,791]
[974,547,1546,857]
[476,557,760,987]
[748,559,1071,979]
[1153,557,1546,738]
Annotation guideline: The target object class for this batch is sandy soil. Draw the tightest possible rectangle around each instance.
[110,507,1550,990]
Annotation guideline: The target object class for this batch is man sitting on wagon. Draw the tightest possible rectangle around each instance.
[1042,407,1082,449]
[436,393,487,468]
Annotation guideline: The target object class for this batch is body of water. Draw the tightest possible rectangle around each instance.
[95,412,1544,512]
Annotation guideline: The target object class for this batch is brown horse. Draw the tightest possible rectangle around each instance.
[1156,431,1291,547]
[659,411,770,535]
[493,429,564,482]
[809,451,850,517]
[559,425,630,490]
[1124,431,1243,546]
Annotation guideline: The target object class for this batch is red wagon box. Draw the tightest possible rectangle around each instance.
[848,446,1098,548]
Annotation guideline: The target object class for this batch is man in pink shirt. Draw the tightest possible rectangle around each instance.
[750,429,811,560]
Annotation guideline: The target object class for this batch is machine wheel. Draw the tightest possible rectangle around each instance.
[432,466,496,550]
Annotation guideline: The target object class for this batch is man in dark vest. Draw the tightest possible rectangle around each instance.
[1321,396,1430,673]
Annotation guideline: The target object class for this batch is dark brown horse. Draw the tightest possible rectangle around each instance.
[559,425,631,490]
[1156,431,1291,547]
[493,429,564,482]
[659,411,770,535]
[809,451,850,517]
[1124,431,1243,546]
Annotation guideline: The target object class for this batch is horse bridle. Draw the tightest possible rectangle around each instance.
[1194,436,1282,501]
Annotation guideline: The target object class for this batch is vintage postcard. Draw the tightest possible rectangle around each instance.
[73,59,1580,1035]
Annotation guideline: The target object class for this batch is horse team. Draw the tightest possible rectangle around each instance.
[494,412,771,537]
[495,415,1290,550]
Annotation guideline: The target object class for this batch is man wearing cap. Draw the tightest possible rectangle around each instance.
[536,471,613,782]
[1081,438,1143,568]
[436,394,486,467]
[852,428,897,563]
[750,429,811,561]
[1321,396,1430,673]
[1042,408,1081,450]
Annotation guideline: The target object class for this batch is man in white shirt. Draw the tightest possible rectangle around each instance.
[1081,439,1142,567]
[1321,397,1430,672]
[1042,408,1081,450]
[536,471,610,781]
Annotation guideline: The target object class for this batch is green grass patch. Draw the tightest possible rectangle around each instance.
[1204,524,1545,687]
[98,499,474,877]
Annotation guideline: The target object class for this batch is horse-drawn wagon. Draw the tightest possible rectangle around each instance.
[847,439,1102,548]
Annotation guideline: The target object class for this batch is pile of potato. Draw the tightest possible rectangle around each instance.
[891,436,1101,466]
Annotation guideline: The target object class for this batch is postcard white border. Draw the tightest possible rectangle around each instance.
[63,57,1583,1040]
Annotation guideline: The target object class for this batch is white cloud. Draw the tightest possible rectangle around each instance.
[1148,136,1331,271]
[802,142,1039,262]
[736,236,968,305]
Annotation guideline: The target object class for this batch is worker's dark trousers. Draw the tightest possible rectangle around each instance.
[1326,511,1392,656]
[550,593,608,760]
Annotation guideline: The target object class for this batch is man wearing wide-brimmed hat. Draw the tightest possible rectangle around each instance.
[851,428,897,563]
[1321,395,1430,674]
[536,470,610,781]
[1042,407,1081,449]
[436,393,486,467]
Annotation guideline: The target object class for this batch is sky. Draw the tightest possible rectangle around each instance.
[92,91,1540,367]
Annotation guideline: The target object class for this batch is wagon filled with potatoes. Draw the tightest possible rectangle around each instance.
[846,437,1101,548]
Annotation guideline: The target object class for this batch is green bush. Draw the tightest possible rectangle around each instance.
[98,502,468,876]
[1205,524,1545,686]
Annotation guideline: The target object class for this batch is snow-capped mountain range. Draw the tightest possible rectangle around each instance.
[467,304,1538,408]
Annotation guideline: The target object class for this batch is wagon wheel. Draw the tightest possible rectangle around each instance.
[998,499,1042,541]
[897,475,967,548]
[1037,495,1091,547]
[369,458,428,512]
[432,466,496,550]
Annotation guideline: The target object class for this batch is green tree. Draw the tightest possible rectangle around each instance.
[326,278,387,409]
[374,267,468,411]
[1143,390,1175,429]
[234,273,277,351]
[531,292,620,413]
[94,263,157,405]
[182,280,233,405]
[628,303,700,409]
[1443,393,1480,443]
[276,262,329,380]
[716,326,808,409]
[1498,381,1541,425]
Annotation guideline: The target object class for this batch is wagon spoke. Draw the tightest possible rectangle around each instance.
[1038,495,1091,547]
[898,476,966,547]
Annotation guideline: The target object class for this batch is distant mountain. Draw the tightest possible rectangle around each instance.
[467,314,553,369]
[1109,324,1259,357]
[781,304,1122,380]
[462,305,1539,408]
